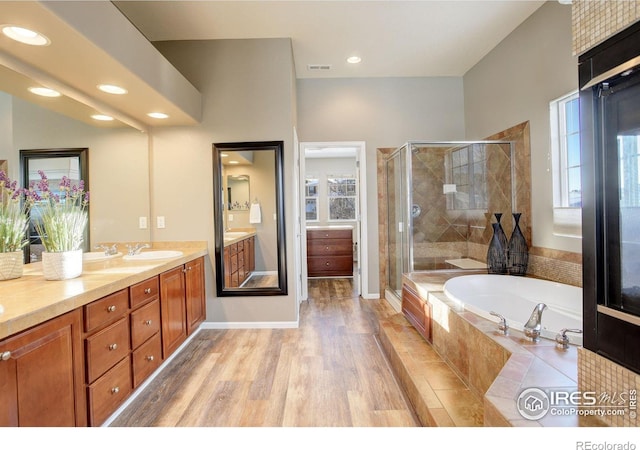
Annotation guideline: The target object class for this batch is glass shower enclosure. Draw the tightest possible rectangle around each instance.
[385,141,514,298]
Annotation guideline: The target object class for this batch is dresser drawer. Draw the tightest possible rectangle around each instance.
[307,256,353,277]
[84,289,129,334]
[85,317,130,384]
[307,239,352,256]
[87,357,132,426]
[130,276,159,309]
[130,299,161,349]
[132,332,162,388]
[307,229,352,240]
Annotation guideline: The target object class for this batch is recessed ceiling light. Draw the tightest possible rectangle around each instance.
[220,153,229,158]
[91,114,114,121]
[347,56,362,64]
[147,112,169,119]
[28,87,61,98]
[1,25,50,46]
[98,84,128,95]
[228,161,239,165]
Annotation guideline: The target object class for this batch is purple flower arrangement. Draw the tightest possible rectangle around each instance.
[24,170,90,253]
[0,170,29,253]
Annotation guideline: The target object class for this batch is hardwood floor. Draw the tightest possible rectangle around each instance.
[110,278,419,427]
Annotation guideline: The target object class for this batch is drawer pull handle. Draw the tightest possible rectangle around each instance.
[107,305,116,312]
[325,262,330,266]
[146,355,154,362]
[144,288,152,294]
[109,343,118,351]
[325,246,329,250]
[111,387,120,395]
[182,268,187,273]
[187,266,192,271]
[1,351,11,361]
[144,320,153,326]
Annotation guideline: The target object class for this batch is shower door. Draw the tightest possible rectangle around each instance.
[386,147,409,296]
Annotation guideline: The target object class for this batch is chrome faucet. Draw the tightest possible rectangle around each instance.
[95,244,118,256]
[523,303,547,342]
[489,311,509,335]
[125,243,150,256]
[555,328,583,349]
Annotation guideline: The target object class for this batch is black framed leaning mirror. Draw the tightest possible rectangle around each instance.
[213,141,287,296]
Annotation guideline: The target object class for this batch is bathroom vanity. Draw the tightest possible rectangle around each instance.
[0,242,207,426]
[223,231,256,287]
[306,226,354,277]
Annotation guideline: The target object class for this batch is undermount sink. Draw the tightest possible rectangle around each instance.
[224,231,248,238]
[83,252,123,262]
[122,250,183,261]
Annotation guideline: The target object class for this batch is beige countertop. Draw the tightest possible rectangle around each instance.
[223,229,256,247]
[0,241,208,341]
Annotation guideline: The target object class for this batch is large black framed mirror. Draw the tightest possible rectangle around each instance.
[213,141,287,296]
[20,148,89,263]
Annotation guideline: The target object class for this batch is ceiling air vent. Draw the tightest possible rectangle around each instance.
[307,64,332,71]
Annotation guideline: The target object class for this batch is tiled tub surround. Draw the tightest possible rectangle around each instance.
[389,272,612,427]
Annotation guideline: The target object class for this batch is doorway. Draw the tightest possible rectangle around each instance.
[296,142,367,302]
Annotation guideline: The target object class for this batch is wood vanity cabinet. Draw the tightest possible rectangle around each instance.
[84,288,132,426]
[402,284,432,344]
[224,236,255,287]
[160,266,188,359]
[0,309,87,427]
[185,256,206,335]
[307,228,353,277]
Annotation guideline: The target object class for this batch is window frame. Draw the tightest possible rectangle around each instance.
[305,176,319,222]
[326,174,357,222]
[550,90,582,237]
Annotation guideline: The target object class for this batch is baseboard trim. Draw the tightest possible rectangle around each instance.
[201,321,299,329]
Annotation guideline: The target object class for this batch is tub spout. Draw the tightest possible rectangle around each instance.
[523,303,547,342]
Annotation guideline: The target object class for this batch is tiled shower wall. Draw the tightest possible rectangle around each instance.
[573,0,640,427]
[572,0,640,55]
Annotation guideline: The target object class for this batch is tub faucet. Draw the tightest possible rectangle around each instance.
[489,311,509,335]
[523,303,547,342]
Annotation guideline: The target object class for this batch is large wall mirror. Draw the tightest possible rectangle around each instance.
[213,141,287,296]
[20,148,89,263]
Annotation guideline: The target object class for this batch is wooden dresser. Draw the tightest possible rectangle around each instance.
[306,227,353,277]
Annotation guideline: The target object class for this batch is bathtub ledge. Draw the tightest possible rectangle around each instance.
[400,272,606,427]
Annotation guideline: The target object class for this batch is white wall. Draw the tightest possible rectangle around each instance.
[150,38,298,324]
[463,1,579,253]
[297,77,466,296]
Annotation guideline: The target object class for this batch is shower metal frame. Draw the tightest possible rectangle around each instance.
[394,140,515,275]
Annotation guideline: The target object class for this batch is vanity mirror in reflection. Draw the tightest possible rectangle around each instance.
[213,141,287,296]
[226,174,250,210]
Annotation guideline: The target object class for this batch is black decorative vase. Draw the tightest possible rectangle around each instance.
[508,213,529,276]
[487,222,508,274]
[493,213,508,257]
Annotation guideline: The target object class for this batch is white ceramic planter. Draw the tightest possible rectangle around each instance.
[0,251,24,281]
[42,249,83,280]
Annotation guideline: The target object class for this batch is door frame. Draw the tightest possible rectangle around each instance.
[296,141,368,301]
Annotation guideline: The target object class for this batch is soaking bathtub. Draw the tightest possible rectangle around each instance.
[443,274,583,346]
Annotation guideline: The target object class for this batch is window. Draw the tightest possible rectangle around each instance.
[327,175,356,221]
[305,177,318,221]
[446,145,487,210]
[550,91,582,236]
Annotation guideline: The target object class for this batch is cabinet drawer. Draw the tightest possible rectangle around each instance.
[84,289,129,334]
[132,332,162,388]
[85,317,130,384]
[87,357,132,426]
[307,239,352,256]
[130,299,161,349]
[307,256,353,276]
[237,239,244,251]
[228,242,238,256]
[130,276,159,309]
[307,229,352,240]
[230,253,238,273]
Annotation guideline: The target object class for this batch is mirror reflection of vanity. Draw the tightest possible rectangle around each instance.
[213,141,287,296]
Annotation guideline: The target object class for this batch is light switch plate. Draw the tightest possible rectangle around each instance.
[157,216,165,229]
[138,216,147,229]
